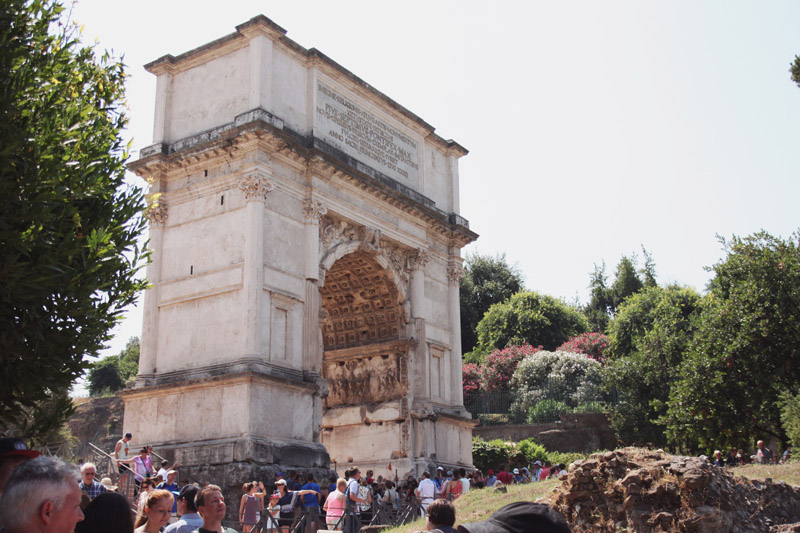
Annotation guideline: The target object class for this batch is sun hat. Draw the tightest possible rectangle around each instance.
[275,479,287,486]
[100,477,117,491]
[513,468,520,474]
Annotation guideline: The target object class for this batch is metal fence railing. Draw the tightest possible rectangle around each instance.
[464,387,611,426]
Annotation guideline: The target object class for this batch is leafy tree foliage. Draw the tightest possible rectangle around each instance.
[87,337,140,395]
[792,55,800,88]
[664,232,800,450]
[460,253,524,354]
[603,285,703,446]
[0,1,148,431]
[779,389,800,450]
[474,292,588,356]
[584,250,657,332]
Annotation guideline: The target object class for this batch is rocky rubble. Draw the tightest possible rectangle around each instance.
[547,448,800,532]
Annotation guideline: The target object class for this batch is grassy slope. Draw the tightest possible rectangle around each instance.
[384,480,560,533]
[385,463,800,533]
[732,463,800,487]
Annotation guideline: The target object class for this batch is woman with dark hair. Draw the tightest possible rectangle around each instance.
[134,489,174,533]
[271,479,319,533]
[76,492,134,533]
[239,481,266,532]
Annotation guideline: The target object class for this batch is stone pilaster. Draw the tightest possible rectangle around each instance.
[138,194,168,381]
[303,199,327,442]
[447,261,465,406]
[239,172,274,357]
[407,250,430,320]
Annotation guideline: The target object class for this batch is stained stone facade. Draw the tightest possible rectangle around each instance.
[124,15,477,483]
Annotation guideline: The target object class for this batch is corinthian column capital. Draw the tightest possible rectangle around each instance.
[239,172,274,201]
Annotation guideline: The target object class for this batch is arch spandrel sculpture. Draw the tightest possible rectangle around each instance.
[125,15,478,482]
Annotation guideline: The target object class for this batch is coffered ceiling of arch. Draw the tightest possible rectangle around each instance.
[320,252,404,352]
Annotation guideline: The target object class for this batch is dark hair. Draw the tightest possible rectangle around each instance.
[422,471,431,479]
[180,484,200,513]
[306,473,315,482]
[76,492,133,533]
[242,481,255,492]
[125,433,132,439]
[427,499,456,527]
[161,460,168,467]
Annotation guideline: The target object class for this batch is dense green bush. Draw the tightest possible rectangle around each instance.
[471,437,513,472]
[527,399,571,423]
[472,437,590,472]
[510,350,603,421]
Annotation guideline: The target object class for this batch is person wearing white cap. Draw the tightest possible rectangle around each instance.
[511,468,523,484]
[434,467,446,496]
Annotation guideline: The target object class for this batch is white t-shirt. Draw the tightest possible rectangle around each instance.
[346,479,360,511]
[460,478,470,494]
[418,478,435,501]
[157,468,168,482]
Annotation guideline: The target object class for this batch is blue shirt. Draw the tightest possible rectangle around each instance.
[302,482,320,507]
[157,481,180,512]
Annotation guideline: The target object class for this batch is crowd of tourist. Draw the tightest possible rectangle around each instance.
[0,432,795,533]
[708,441,792,467]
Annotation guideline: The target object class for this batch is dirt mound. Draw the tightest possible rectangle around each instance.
[547,448,800,532]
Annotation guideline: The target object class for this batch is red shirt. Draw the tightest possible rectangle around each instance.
[496,470,512,484]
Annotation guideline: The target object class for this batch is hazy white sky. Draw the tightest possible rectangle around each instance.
[68,0,800,367]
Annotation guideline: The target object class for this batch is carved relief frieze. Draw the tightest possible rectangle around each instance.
[323,348,408,408]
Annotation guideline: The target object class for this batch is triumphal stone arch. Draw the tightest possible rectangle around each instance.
[125,15,477,481]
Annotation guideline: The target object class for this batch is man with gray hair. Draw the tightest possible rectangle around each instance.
[0,456,84,533]
[78,462,107,500]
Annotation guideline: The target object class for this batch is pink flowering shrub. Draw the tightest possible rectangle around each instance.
[479,344,542,393]
[557,332,609,363]
[462,363,482,405]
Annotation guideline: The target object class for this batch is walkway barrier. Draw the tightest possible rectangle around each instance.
[252,498,426,533]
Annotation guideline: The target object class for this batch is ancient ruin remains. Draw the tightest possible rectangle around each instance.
[125,15,477,481]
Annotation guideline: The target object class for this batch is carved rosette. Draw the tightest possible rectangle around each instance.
[302,199,328,224]
[146,197,168,226]
[447,262,465,284]
[238,172,274,200]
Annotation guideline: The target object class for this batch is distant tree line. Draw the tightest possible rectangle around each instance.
[461,230,800,454]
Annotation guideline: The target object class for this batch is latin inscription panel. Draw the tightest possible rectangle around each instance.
[315,82,419,185]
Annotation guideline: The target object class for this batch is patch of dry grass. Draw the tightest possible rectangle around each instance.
[383,480,560,533]
[731,462,800,487]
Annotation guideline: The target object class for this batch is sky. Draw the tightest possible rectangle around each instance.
[67,0,800,382]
